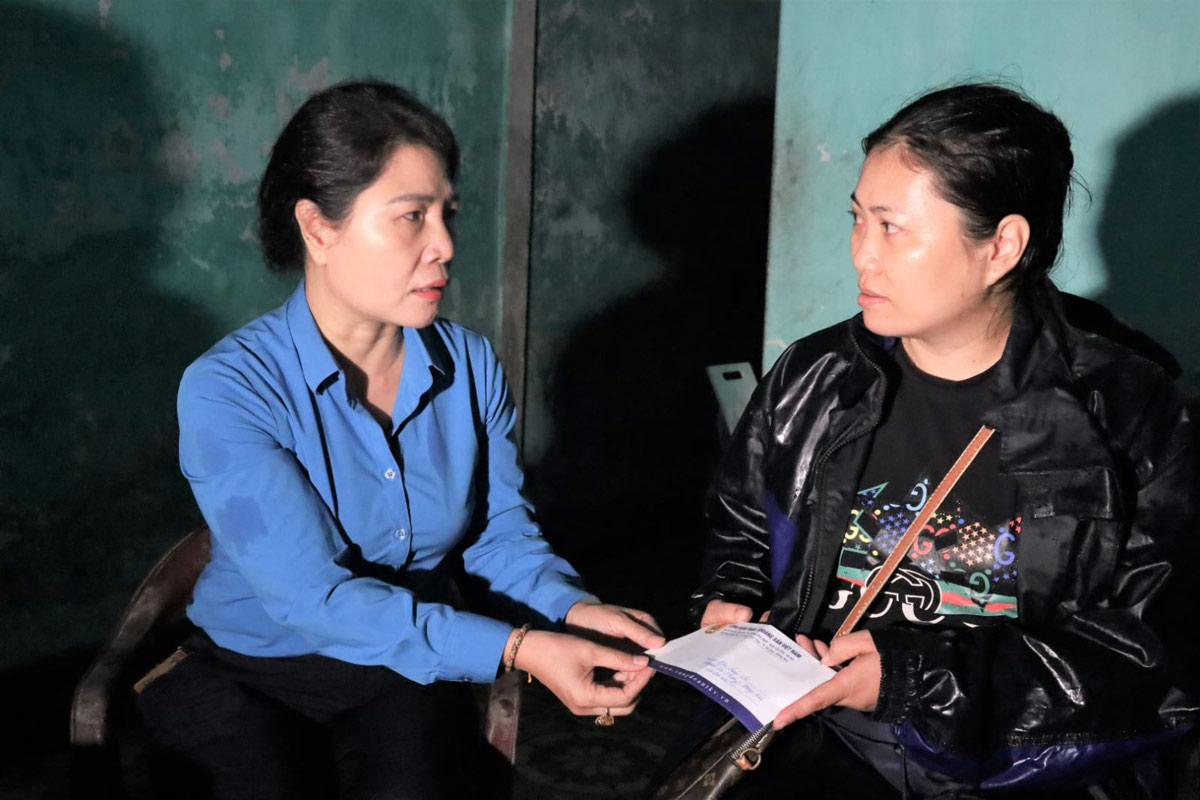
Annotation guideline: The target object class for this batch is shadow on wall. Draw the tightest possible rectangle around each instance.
[1094,93,1200,392]
[0,3,216,673]
[532,98,774,630]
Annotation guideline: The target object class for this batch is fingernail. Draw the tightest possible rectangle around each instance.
[634,655,649,666]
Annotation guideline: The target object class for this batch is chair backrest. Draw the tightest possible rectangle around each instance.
[71,524,521,766]
[705,362,757,442]
[71,526,211,747]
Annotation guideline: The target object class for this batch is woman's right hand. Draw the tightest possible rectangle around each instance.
[513,630,654,716]
[700,599,755,627]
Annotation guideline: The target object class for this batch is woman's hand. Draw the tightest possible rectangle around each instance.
[700,599,773,625]
[564,600,665,683]
[513,630,655,716]
[793,633,829,661]
[564,599,666,651]
[700,599,754,626]
[773,631,881,729]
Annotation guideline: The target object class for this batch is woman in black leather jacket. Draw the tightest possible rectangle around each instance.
[692,84,1199,798]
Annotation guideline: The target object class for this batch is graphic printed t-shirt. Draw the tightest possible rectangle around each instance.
[815,345,1020,639]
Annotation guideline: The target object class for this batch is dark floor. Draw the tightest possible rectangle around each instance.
[512,676,694,799]
[0,660,700,799]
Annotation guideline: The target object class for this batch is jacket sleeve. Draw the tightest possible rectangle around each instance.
[688,362,778,624]
[872,379,1200,788]
[457,337,593,624]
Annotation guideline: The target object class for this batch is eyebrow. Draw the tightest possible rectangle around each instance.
[386,192,460,205]
[849,192,893,214]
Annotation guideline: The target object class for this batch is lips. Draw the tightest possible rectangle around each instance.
[412,279,447,300]
[857,287,886,308]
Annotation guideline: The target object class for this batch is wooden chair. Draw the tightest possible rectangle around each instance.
[70,525,522,793]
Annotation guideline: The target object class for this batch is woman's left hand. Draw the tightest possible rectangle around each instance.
[773,631,881,729]
[564,599,666,657]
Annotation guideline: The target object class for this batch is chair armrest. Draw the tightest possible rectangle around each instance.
[70,526,211,747]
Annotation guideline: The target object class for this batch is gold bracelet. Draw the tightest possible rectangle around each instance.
[504,624,531,673]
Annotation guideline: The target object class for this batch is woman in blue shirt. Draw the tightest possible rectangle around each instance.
[137,80,664,800]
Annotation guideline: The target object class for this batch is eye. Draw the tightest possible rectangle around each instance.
[444,204,459,222]
[847,210,862,226]
[881,220,899,234]
[402,209,425,223]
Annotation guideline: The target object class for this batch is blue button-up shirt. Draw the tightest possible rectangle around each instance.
[178,282,590,683]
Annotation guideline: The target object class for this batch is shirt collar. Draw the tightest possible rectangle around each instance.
[411,324,453,379]
[400,324,434,393]
[286,279,454,396]
[390,324,455,431]
[286,280,341,394]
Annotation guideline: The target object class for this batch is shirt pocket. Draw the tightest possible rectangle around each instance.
[1022,465,1122,522]
[1018,466,1124,609]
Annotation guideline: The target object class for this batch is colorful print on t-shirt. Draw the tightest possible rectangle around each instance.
[823,479,1020,630]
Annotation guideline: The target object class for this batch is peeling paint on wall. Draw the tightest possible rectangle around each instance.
[208,138,243,182]
[288,56,330,93]
[207,93,230,120]
[160,130,199,179]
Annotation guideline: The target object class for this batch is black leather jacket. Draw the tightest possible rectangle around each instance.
[693,285,1199,783]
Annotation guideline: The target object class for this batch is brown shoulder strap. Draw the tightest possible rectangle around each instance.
[833,425,995,639]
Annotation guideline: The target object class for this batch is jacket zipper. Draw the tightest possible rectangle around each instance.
[793,334,887,634]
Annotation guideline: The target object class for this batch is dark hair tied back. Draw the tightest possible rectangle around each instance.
[863,83,1081,298]
[257,80,459,272]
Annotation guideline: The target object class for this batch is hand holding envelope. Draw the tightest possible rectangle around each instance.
[773,630,881,728]
[646,623,838,731]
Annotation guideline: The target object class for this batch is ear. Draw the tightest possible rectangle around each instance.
[984,214,1030,288]
[294,199,339,266]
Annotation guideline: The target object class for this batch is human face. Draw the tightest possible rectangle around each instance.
[313,144,455,330]
[849,146,1001,347]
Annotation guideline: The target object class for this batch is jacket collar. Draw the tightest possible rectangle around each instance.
[842,282,1116,476]
[985,282,1075,413]
[844,281,1073,404]
[986,286,1118,479]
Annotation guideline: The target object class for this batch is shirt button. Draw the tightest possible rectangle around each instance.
[383,468,397,481]
[393,528,408,540]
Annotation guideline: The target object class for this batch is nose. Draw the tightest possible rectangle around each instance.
[850,226,877,276]
[425,215,454,268]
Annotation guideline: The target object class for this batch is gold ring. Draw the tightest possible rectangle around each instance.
[594,708,615,726]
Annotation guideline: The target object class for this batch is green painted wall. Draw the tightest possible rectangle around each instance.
[0,0,514,668]
[766,0,1200,395]
[524,0,780,622]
